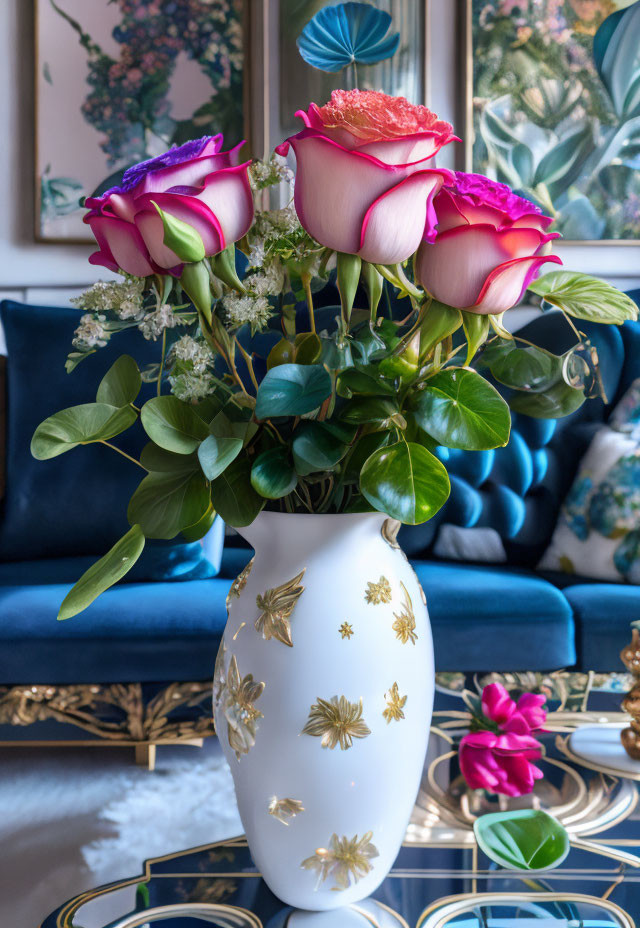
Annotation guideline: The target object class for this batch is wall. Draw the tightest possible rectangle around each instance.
[0,0,638,316]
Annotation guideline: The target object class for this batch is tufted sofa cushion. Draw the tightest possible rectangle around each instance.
[400,310,640,567]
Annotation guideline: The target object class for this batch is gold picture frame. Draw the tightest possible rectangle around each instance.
[459,0,640,248]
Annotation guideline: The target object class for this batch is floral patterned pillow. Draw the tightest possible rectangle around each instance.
[539,380,640,582]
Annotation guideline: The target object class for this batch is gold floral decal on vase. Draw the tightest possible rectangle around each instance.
[255,569,306,647]
[223,654,265,761]
[268,797,305,825]
[392,582,417,644]
[383,682,407,723]
[365,576,392,605]
[226,556,255,610]
[301,832,379,891]
[302,695,371,750]
[339,622,354,639]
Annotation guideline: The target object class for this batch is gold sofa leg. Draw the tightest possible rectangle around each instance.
[135,743,157,770]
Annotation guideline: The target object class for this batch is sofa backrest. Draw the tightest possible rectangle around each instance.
[0,300,221,580]
[400,296,640,567]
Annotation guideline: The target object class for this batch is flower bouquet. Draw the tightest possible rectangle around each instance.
[31,1,637,910]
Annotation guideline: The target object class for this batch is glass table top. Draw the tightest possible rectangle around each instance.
[41,671,640,928]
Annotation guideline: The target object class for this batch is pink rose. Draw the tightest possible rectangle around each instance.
[276,89,456,265]
[415,172,562,314]
[459,683,547,797]
[84,134,254,277]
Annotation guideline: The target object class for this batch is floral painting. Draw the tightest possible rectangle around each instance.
[468,0,640,241]
[35,0,245,241]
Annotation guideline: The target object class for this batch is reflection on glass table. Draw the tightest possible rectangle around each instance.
[42,672,640,928]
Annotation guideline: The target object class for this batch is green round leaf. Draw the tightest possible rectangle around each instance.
[474,810,570,872]
[31,403,137,460]
[343,431,392,482]
[528,270,639,324]
[294,332,323,365]
[127,471,210,539]
[140,396,209,454]
[96,355,141,407]
[58,525,146,620]
[414,369,511,450]
[255,363,332,419]
[251,446,297,499]
[210,455,265,526]
[337,368,395,398]
[340,396,401,426]
[292,421,349,476]
[360,440,450,524]
[197,434,243,481]
[140,442,200,474]
[509,380,586,419]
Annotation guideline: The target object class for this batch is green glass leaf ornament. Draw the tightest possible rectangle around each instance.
[509,380,586,419]
[96,355,141,407]
[297,2,400,73]
[474,810,570,872]
[413,369,511,450]
[528,271,639,325]
[58,525,146,620]
[360,440,450,524]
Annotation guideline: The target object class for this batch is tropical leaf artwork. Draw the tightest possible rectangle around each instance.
[470,0,640,240]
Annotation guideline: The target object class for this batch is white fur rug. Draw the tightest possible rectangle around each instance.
[0,739,241,928]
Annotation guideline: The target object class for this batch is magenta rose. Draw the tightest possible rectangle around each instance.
[84,135,254,277]
[415,172,562,314]
[277,89,456,265]
[459,683,547,797]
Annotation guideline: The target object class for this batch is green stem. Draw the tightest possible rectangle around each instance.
[157,328,167,397]
[99,441,147,471]
[236,341,259,393]
[301,272,316,333]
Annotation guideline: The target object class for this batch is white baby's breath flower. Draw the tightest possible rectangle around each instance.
[170,334,215,373]
[72,313,109,349]
[223,292,273,331]
[138,304,181,341]
[169,369,216,402]
[72,277,145,315]
[249,155,294,191]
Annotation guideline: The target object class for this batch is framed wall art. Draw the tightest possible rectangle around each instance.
[34,0,249,243]
[461,0,640,244]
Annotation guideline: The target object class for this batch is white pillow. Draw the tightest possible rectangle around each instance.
[538,426,640,582]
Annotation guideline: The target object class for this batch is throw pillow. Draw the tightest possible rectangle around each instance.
[538,416,640,582]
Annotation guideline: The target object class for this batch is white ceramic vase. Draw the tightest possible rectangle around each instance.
[213,511,434,911]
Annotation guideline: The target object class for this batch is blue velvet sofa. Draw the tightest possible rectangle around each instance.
[0,296,638,760]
